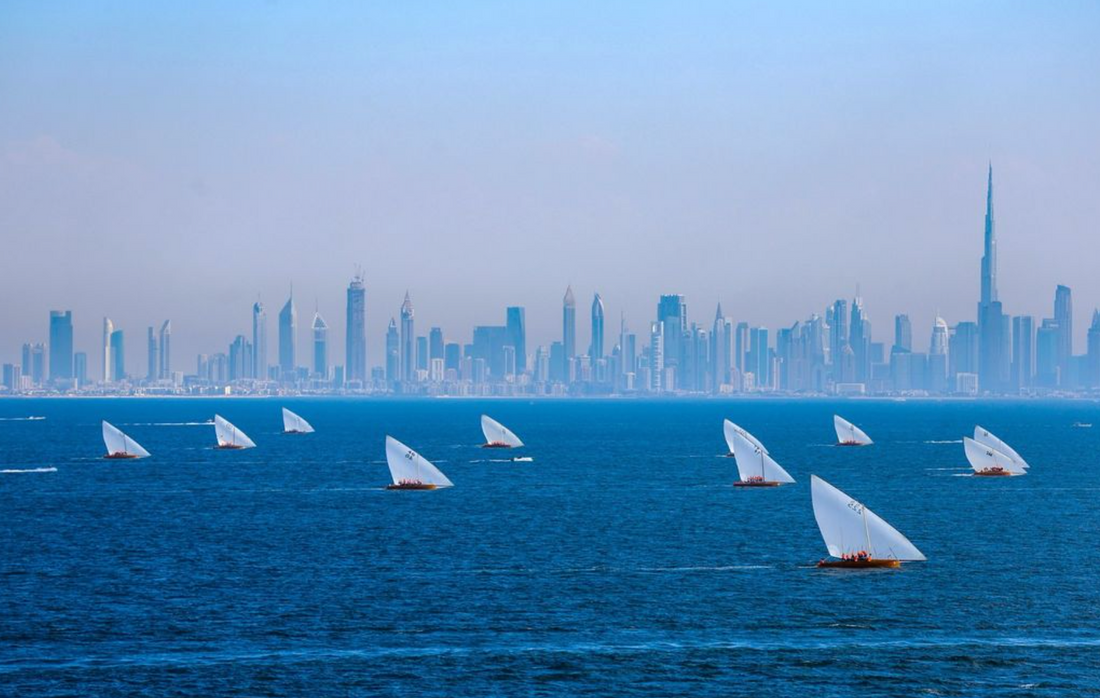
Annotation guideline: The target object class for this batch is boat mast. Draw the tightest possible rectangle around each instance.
[861,503,871,553]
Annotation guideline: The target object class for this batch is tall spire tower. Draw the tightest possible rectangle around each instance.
[980,163,997,306]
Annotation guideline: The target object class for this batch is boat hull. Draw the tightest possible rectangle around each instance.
[973,469,1013,477]
[817,558,901,569]
[386,483,438,490]
[481,443,512,449]
[216,444,246,450]
[104,453,138,460]
[733,480,782,488]
[836,442,868,447]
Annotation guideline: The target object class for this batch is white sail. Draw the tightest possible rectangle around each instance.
[101,421,151,458]
[964,437,1026,475]
[973,426,1028,469]
[214,415,257,449]
[480,415,523,447]
[385,436,453,487]
[723,420,768,454]
[282,408,315,434]
[834,415,872,445]
[731,433,795,483]
[810,475,925,561]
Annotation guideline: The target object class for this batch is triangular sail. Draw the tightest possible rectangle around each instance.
[214,415,257,449]
[385,436,453,487]
[723,420,768,454]
[480,415,523,447]
[964,437,1026,475]
[282,408,315,434]
[101,421,151,458]
[810,475,925,561]
[731,433,795,483]
[834,415,872,445]
[973,426,1028,469]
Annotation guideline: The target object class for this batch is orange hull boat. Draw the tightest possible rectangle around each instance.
[734,480,782,488]
[216,444,246,450]
[104,452,138,460]
[386,483,438,491]
[973,469,1012,477]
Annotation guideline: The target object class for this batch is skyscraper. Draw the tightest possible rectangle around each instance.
[590,293,604,361]
[505,307,526,372]
[158,320,171,380]
[400,292,415,382]
[562,286,576,369]
[278,291,297,375]
[102,317,113,382]
[385,318,400,383]
[849,296,871,382]
[1011,315,1035,390]
[312,311,328,377]
[110,329,125,381]
[656,295,686,377]
[345,274,366,384]
[146,326,158,381]
[894,314,912,353]
[829,299,848,381]
[48,310,73,382]
[977,165,1010,392]
[252,302,267,381]
[1054,285,1073,386]
[649,321,664,391]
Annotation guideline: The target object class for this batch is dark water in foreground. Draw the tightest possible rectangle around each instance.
[2,398,1100,697]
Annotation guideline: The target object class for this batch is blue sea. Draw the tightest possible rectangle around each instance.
[3,398,1100,696]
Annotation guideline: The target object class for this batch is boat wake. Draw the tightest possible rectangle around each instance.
[126,421,214,426]
[1,467,57,474]
[0,416,46,421]
[924,439,963,444]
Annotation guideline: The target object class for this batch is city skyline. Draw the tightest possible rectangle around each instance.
[6,163,1100,397]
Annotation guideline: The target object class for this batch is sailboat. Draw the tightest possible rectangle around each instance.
[730,432,795,487]
[723,420,768,457]
[973,426,1028,469]
[834,415,873,446]
[385,436,453,490]
[282,408,315,434]
[102,421,151,460]
[214,415,257,450]
[963,437,1026,477]
[480,415,523,448]
[811,475,925,568]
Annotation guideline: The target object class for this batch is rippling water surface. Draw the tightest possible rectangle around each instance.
[3,398,1100,696]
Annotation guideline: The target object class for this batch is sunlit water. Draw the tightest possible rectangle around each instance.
[3,398,1099,696]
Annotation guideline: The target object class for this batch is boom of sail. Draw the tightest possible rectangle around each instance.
[731,432,795,486]
[973,426,1028,469]
[964,436,1026,476]
[214,415,257,449]
[385,436,453,489]
[102,421,151,459]
[834,415,873,446]
[282,408,315,434]
[723,420,768,455]
[480,415,523,448]
[811,475,925,564]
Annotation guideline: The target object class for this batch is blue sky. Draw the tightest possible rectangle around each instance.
[2,2,1099,369]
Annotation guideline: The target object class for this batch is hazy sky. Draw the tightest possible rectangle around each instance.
[2,2,1099,373]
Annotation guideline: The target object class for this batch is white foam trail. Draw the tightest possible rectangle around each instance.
[125,421,213,426]
[0,416,46,421]
[924,439,963,444]
[2,467,57,474]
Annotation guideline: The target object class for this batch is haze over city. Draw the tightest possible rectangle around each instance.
[2,2,1099,372]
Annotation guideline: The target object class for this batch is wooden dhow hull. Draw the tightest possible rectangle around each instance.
[817,558,901,569]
